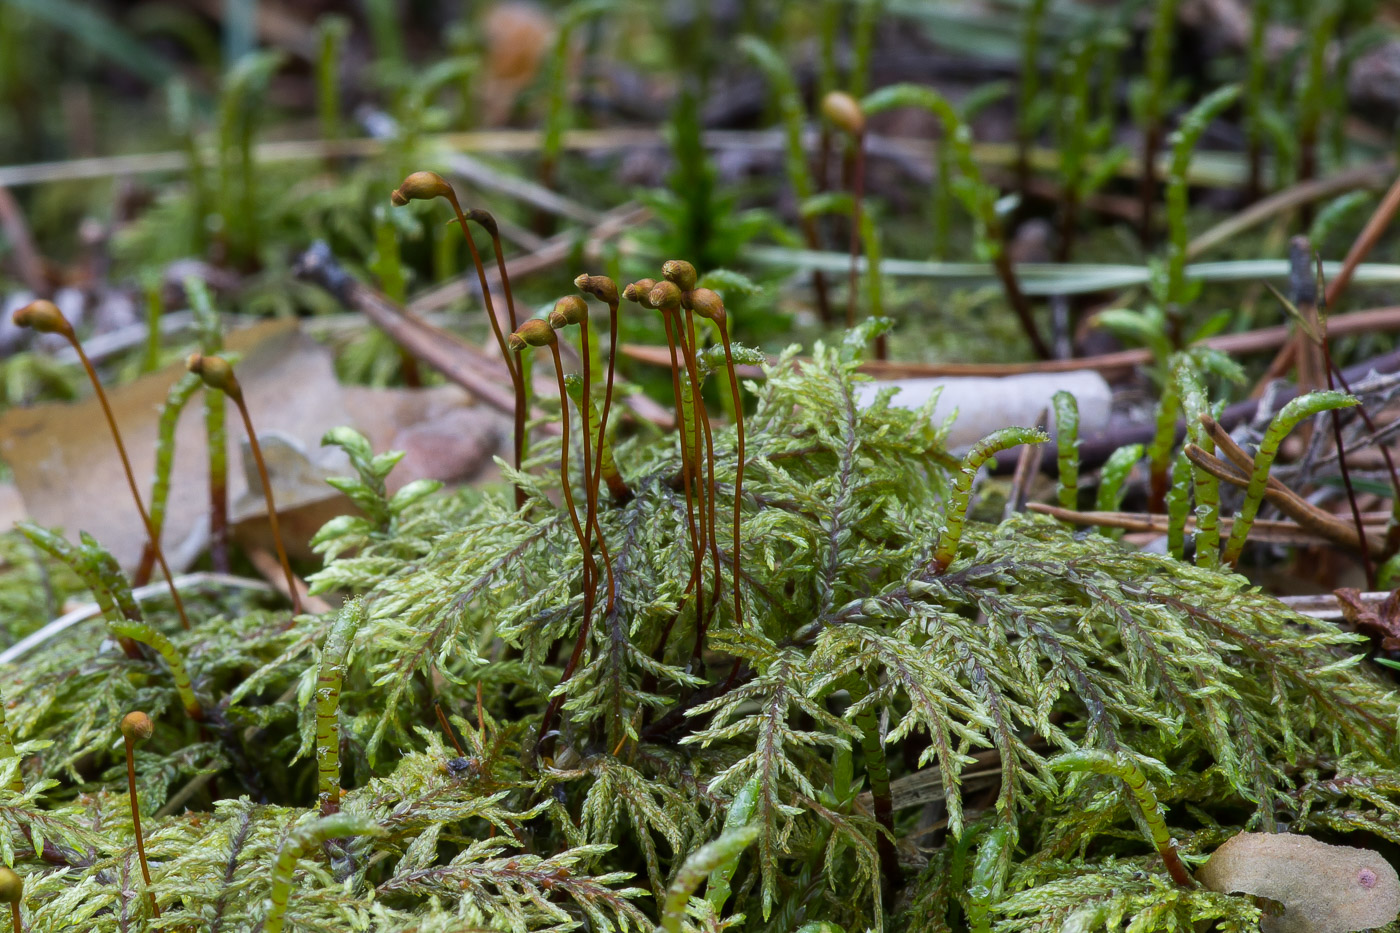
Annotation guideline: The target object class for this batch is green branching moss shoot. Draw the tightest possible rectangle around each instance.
[1052,390,1080,510]
[931,426,1048,573]
[265,813,385,933]
[1174,360,1221,568]
[659,824,759,933]
[1049,749,1191,888]
[1221,390,1357,565]
[316,599,364,815]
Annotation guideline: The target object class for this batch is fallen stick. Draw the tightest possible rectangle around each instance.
[1183,444,1382,553]
[295,242,671,431]
[1076,346,1400,471]
[295,242,522,416]
[0,573,274,666]
[621,305,1400,380]
[1278,589,1392,622]
[1028,502,1377,549]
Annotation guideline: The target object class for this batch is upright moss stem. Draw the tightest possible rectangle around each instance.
[187,353,304,616]
[121,711,161,919]
[1173,361,1221,569]
[691,289,747,635]
[188,275,231,573]
[628,280,704,631]
[1051,390,1080,511]
[575,274,626,508]
[392,172,528,509]
[665,262,723,645]
[265,814,384,933]
[550,298,616,613]
[1135,0,1181,245]
[135,371,201,586]
[653,280,713,638]
[847,680,902,884]
[862,85,1050,358]
[821,92,868,336]
[511,320,594,752]
[1049,749,1192,888]
[11,301,191,631]
[468,207,529,507]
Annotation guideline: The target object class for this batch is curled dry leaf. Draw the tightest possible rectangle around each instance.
[1197,832,1400,933]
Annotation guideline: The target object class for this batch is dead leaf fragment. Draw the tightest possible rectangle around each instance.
[1335,587,1400,651]
[1197,832,1400,933]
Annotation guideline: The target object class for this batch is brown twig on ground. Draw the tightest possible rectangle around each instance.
[1184,444,1381,553]
[624,305,1400,382]
[1029,502,1377,549]
[1279,588,1396,622]
[1255,171,1400,383]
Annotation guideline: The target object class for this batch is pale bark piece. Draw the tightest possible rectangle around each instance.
[854,370,1111,452]
[1197,832,1400,933]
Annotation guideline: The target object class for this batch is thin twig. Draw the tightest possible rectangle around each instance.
[1029,503,1375,548]
[0,574,273,666]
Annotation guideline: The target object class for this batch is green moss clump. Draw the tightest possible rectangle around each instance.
[0,305,1395,932]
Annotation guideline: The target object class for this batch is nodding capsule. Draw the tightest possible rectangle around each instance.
[622,279,657,308]
[647,280,683,313]
[689,288,726,324]
[11,299,74,338]
[548,296,588,329]
[574,273,619,305]
[465,207,499,238]
[186,352,243,403]
[821,91,866,136]
[510,319,557,350]
[661,260,698,293]
[390,170,454,206]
